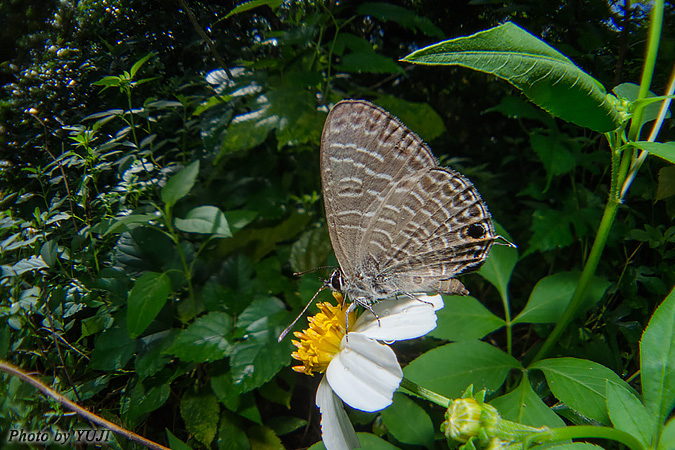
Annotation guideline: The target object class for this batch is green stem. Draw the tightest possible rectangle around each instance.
[501,291,513,356]
[527,426,646,450]
[163,205,195,305]
[399,377,450,408]
[532,191,621,363]
[626,0,664,143]
[126,87,139,148]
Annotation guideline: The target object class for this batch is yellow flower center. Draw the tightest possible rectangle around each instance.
[291,292,356,376]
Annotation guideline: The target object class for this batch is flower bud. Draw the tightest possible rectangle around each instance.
[442,397,500,443]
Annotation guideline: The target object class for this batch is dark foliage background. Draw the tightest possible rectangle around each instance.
[1,1,674,449]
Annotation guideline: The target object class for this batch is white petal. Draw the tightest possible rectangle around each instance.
[316,376,361,450]
[326,333,402,412]
[352,294,444,341]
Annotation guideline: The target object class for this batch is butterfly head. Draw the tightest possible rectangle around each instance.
[328,268,344,292]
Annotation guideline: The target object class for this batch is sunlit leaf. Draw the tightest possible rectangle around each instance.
[403,22,623,132]
[127,271,172,338]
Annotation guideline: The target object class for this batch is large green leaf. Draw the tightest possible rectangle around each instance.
[606,381,653,448]
[127,271,172,338]
[161,160,200,208]
[490,377,565,428]
[381,393,434,449]
[640,286,675,432]
[174,206,232,237]
[658,417,675,450]
[513,271,610,324]
[88,324,138,371]
[166,312,233,363]
[402,22,623,133]
[218,410,251,450]
[431,296,504,341]
[530,357,632,425]
[230,298,292,392]
[126,381,171,427]
[403,341,521,399]
[180,390,220,447]
[628,141,675,164]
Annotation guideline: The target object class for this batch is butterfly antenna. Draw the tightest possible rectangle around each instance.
[494,235,517,248]
[292,266,334,277]
[278,283,329,342]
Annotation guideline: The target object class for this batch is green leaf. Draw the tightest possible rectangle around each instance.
[100,213,160,236]
[88,325,138,371]
[374,95,447,143]
[530,357,632,425]
[381,393,434,449]
[640,286,675,430]
[267,416,307,436]
[478,224,518,300]
[513,271,610,324]
[130,53,154,78]
[135,330,178,379]
[127,381,171,427]
[357,3,443,37]
[225,210,259,232]
[338,51,404,74]
[613,82,671,125]
[174,206,232,237]
[431,296,505,341]
[486,95,553,124]
[289,225,332,273]
[180,390,220,447]
[402,22,622,133]
[403,341,521,399]
[218,410,250,450]
[629,141,675,164]
[545,444,605,450]
[161,160,200,208]
[606,381,653,448]
[127,272,172,338]
[225,0,283,19]
[211,371,240,412]
[530,131,577,189]
[658,416,675,450]
[309,433,401,450]
[167,312,233,363]
[166,429,194,450]
[656,166,675,201]
[92,75,122,89]
[490,377,565,428]
[230,298,292,392]
[247,425,284,450]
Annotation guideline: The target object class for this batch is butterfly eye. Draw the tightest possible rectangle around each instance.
[466,224,486,239]
[330,270,343,291]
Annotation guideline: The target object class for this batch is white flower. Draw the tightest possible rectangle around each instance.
[291,293,444,450]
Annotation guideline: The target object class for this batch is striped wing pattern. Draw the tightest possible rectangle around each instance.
[320,100,495,302]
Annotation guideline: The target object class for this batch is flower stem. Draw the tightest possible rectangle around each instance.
[527,425,646,450]
[399,377,450,408]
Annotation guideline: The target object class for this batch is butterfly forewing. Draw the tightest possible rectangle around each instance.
[320,100,435,278]
[320,99,496,302]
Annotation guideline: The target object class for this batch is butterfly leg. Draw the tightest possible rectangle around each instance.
[349,298,381,333]
[402,291,434,306]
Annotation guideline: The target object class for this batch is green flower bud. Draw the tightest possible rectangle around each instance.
[442,397,500,443]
